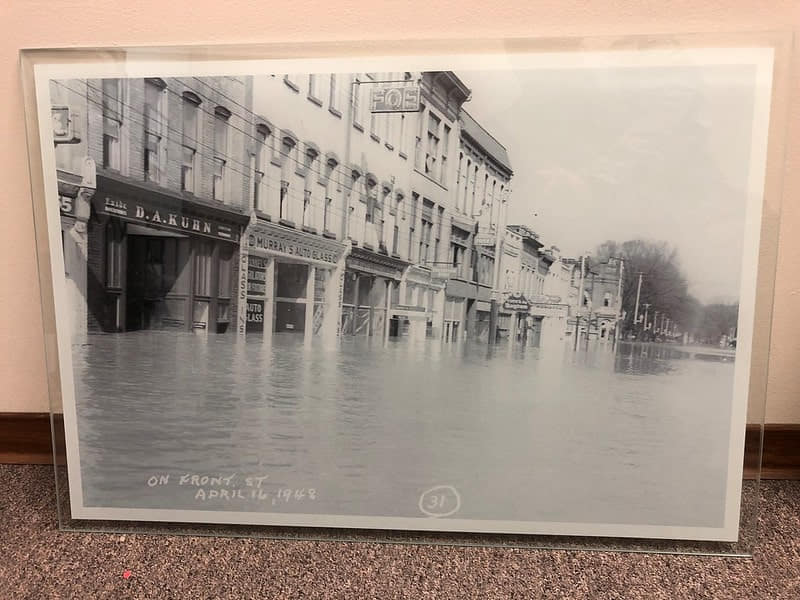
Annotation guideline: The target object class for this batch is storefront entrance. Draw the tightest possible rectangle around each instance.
[274,262,309,334]
[125,232,189,331]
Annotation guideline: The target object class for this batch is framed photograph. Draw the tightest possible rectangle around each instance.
[21,33,790,554]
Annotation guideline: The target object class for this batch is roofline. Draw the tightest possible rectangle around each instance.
[460,110,513,175]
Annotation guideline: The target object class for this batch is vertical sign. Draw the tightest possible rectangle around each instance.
[246,255,269,333]
[237,249,249,336]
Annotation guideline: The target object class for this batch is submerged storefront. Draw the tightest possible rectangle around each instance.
[443,278,493,342]
[395,265,447,340]
[240,218,347,340]
[341,247,409,337]
[87,175,248,334]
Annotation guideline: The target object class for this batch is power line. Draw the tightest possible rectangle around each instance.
[56,78,501,229]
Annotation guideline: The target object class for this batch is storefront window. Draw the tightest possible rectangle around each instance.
[275,262,308,299]
[106,223,123,288]
[193,241,213,297]
[218,245,233,299]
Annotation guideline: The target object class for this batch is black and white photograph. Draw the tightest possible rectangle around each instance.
[32,46,774,541]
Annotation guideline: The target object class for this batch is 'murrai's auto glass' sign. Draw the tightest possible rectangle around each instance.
[97,196,239,242]
[247,224,343,266]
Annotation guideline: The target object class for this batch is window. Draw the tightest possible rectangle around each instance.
[213,106,231,201]
[399,114,406,156]
[462,158,471,214]
[425,112,440,178]
[604,292,612,307]
[369,103,379,139]
[283,74,300,92]
[435,206,444,262]
[218,246,233,299]
[144,78,165,183]
[441,124,450,185]
[253,125,269,210]
[392,224,399,255]
[419,218,432,264]
[408,192,419,261]
[106,222,123,288]
[101,79,122,170]
[193,241,214,297]
[308,74,319,100]
[324,198,332,232]
[323,157,338,233]
[419,199,434,264]
[303,190,312,227]
[352,76,362,129]
[329,74,338,111]
[365,178,378,224]
[181,92,201,193]
[279,181,289,220]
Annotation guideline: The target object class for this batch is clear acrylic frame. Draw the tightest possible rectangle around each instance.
[20,32,791,556]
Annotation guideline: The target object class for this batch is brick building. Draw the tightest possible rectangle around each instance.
[55,76,253,334]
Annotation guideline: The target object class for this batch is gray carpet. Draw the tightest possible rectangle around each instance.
[1,465,798,599]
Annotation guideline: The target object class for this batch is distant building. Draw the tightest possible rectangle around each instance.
[586,257,624,342]
[456,109,514,341]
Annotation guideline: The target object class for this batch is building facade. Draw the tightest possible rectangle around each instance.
[50,79,97,341]
[52,76,252,335]
[455,110,513,341]
[402,72,473,342]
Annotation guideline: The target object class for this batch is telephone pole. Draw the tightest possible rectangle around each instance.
[633,272,643,325]
[573,254,586,350]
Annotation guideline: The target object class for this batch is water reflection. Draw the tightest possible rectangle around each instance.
[72,330,736,529]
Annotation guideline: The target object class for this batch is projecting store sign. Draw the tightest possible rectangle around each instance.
[370,86,420,113]
[504,294,531,312]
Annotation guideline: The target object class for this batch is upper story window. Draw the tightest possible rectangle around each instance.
[253,124,270,211]
[440,124,450,185]
[365,177,378,224]
[399,114,407,156]
[101,79,123,170]
[425,112,441,179]
[308,74,321,104]
[352,76,363,129]
[181,91,201,193]
[329,74,338,112]
[213,106,231,201]
[144,78,166,184]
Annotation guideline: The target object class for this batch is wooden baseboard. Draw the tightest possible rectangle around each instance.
[0,413,53,465]
[2,413,799,478]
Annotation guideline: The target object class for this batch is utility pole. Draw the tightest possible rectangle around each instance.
[615,257,624,342]
[488,193,507,346]
[642,303,650,338]
[573,254,586,351]
[633,272,643,327]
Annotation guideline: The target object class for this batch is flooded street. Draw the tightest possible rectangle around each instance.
[72,332,734,529]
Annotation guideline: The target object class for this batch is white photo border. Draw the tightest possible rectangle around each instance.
[30,44,775,543]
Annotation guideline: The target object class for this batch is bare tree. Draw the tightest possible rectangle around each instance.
[593,239,695,338]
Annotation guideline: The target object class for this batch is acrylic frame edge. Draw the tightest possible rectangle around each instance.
[18,29,793,556]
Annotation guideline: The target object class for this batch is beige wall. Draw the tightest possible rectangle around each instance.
[1,1,799,422]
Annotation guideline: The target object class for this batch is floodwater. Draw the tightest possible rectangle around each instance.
[71,330,735,528]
